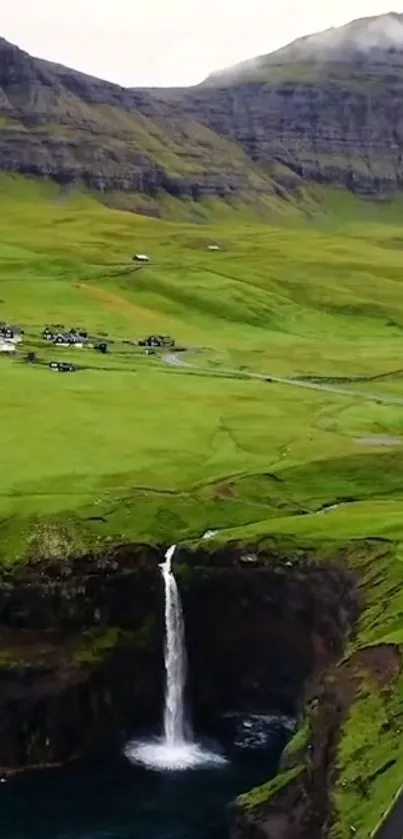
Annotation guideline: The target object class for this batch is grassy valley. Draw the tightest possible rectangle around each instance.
[2,174,403,836]
[1,176,403,555]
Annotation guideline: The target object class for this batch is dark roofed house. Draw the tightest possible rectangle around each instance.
[0,325,24,343]
[138,336,160,348]
[53,332,85,347]
[49,361,76,372]
[70,328,88,339]
[160,335,175,347]
[138,335,175,348]
[69,335,85,347]
[53,333,72,346]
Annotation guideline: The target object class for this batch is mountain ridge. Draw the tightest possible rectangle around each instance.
[203,12,403,85]
[2,15,403,208]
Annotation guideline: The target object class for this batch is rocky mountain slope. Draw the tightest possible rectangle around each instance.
[2,13,403,205]
[181,13,403,196]
[0,38,282,211]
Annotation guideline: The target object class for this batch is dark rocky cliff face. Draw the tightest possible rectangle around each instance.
[0,40,277,203]
[2,27,403,202]
[0,544,358,774]
[231,643,402,839]
[177,75,403,196]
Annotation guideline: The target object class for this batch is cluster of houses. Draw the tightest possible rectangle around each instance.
[0,323,24,353]
[1,318,175,366]
[43,327,88,347]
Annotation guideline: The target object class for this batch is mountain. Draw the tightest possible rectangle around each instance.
[2,14,403,207]
[0,38,283,213]
[181,13,403,196]
[203,12,403,84]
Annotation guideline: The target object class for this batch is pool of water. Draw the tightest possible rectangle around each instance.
[0,715,292,839]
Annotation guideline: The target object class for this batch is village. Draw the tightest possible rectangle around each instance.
[0,244,222,370]
[0,320,178,373]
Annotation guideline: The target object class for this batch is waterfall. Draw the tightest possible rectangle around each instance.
[160,545,188,745]
[124,544,225,771]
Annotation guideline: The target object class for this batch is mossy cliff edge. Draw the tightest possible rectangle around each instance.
[0,541,356,776]
[0,535,400,839]
[231,537,403,839]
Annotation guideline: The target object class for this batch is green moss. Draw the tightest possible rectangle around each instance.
[281,719,310,769]
[73,628,121,665]
[237,766,303,809]
[329,669,403,839]
[0,114,24,130]
[72,622,158,666]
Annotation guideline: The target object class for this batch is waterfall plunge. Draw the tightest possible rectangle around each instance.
[161,544,187,745]
[125,545,225,771]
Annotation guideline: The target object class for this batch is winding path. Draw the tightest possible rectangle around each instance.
[163,353,403,407]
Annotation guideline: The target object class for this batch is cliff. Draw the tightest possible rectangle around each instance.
[3,14,403,205]
[180,14,403,196]
[0,543,357,773]
[0,533,401,838]
[231,536,403,839]
[178,77,403,196]
[0,39,280,209]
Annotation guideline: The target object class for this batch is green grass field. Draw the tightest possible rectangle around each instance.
[3,173,403,836]
[2,174,403,555]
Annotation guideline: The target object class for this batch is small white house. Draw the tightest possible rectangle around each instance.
[207,244,220,252]
[133,254,150,263]
[0,340,15,353]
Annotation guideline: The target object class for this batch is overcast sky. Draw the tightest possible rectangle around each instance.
[1,0,402,86]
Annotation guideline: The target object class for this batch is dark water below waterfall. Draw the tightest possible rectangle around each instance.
[0,714,292,839]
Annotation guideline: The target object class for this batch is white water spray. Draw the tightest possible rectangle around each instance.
[125,545,225,771]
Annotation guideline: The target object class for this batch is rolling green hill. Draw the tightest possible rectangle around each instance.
[0,174,403,552]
